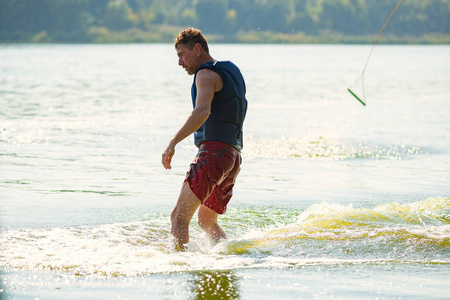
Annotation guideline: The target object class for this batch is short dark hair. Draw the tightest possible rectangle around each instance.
[175,27,209,54]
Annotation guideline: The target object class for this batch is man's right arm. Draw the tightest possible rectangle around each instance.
[161,68,221,169]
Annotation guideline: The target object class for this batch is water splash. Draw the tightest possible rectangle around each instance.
[229,198,450,261]
[1,198,448,276]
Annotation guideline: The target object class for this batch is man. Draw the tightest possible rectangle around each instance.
[161,28,247,250]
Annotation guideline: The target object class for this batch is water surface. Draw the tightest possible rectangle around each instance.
[1,44,449,299]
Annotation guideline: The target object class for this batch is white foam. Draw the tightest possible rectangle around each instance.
[2,199,449,276]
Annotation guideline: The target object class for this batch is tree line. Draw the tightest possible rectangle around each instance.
[1,0,449,43]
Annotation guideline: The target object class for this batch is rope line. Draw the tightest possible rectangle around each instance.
[348,0,404,106]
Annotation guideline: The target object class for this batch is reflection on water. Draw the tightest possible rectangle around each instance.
[190,270,239,300]
[243,136,424,160]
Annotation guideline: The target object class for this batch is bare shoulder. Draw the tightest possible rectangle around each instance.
[196,68,223,92]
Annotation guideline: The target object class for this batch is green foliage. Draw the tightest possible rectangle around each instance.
[103,0,138,31]
[0,0,448,43]
[31,31,52,43]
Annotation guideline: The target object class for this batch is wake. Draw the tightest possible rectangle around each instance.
[1,198,448,276]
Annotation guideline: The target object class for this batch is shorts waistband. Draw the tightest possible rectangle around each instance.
[198,141,240,154]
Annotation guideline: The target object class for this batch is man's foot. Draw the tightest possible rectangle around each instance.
[174,241,187,252]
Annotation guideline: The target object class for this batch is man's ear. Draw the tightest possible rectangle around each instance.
[194,43,202,56]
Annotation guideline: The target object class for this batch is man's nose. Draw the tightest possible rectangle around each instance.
[178,58,183,66]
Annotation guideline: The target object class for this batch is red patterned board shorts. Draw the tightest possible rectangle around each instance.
[185,141,242,214]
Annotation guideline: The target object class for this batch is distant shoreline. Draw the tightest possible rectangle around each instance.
[1,29,449,45]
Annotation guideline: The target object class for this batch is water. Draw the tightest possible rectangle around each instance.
[1,44,449,299]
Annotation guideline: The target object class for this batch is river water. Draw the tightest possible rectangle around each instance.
[1,44,449,299]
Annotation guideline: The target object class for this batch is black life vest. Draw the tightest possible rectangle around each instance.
[191,60,247,150]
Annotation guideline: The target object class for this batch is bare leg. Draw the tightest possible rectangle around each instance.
[198,204,227,241]
[171,181,201,249]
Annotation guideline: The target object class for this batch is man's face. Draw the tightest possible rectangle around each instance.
[176,44,198,75]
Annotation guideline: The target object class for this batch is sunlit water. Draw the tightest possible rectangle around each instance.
[1,44,449,299]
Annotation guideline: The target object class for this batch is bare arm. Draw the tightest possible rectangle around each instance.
[161,68,223,169]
